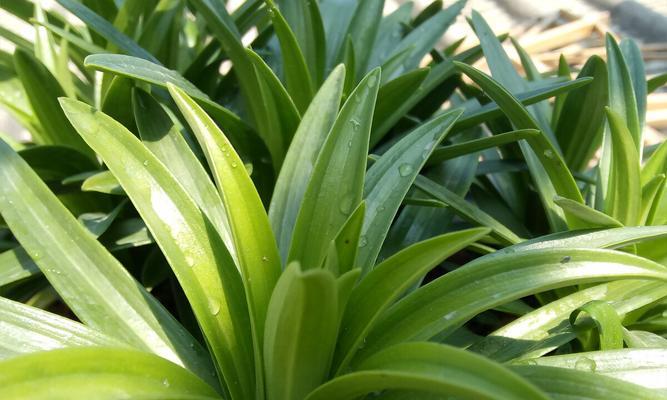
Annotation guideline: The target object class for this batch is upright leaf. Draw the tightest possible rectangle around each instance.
[288,69,380,269]
[604,107,641,226]
[0,137,215,387]
[358,108,463,271]
[264,263,338,400]
[334,228,490,374]
[269,65,345,262]
[169,84,283,398]
[61,99,252,399]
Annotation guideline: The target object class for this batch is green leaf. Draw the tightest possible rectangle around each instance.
[415,175,523,245]
[354,248,667,363]
[333,228,490,375]
[56,0,158,63]
[264,262,338,400]
[169,83,282,398]
[18,145,98,183]
[515,349,667,392]
[373,67,429,130]
[245,48,301,156]
[275,0,326,84]
[385,0,465,79]
[620,38,647,138]
[647,72,667,94]
[60,98,252,398]
[511,365,665,400]
[640,174,665,224]
[0,348,220,399]
[570,300,624,350]
[472,280,667,362]
[0,296,125,359]
[339,0,383,80]
[454,78,594,132]
[604,107,641,226]
[288,69,380,269]
[265,0,315,113]
[555,56,608,171]
[83,55,261,167]
[371,44,484,144]
[551,55,571,129]
[455,61,584,229]
[132,88,234,259]
[308,342,548,400]
[331,202,366,275]
[0,137,215,386]
[78,200,126,238]
[358,109,463,271]
[13,49,94,159]
[428,129,539,165]
[81,170,124,195]
[641,139,667,186]
[624,329,667,348]
[269,65,345,262]
[554,196,623,229]
[0,247,39,288]
[606,34,641,154]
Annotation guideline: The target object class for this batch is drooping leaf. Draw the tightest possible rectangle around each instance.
[511,365,665,400]
[0,296,125,360]
[0,348,220,399]
[354,248,667,364]
[308,342,548,400]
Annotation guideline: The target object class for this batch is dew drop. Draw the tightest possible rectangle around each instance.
[560,255,571,264]
[524,359,538,366]
[543,149,554,159]
[185,256,195,267]
[208,298,221,316]
[358,235,368,248]
[574,357,596,372]
[261,256,269,262]
[350,119,361,131]
[347,140,353,148]
[398,163,414,177]
[142,160,149,166]
[162,378,170,387]
[339,195,354,215]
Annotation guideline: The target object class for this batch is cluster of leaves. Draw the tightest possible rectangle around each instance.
[0,0,667,399]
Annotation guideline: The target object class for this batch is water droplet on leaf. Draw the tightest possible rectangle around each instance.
[358,235,368,248]
[208,298,221,316]
[575,357,596,372]
[398,163,414,177]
